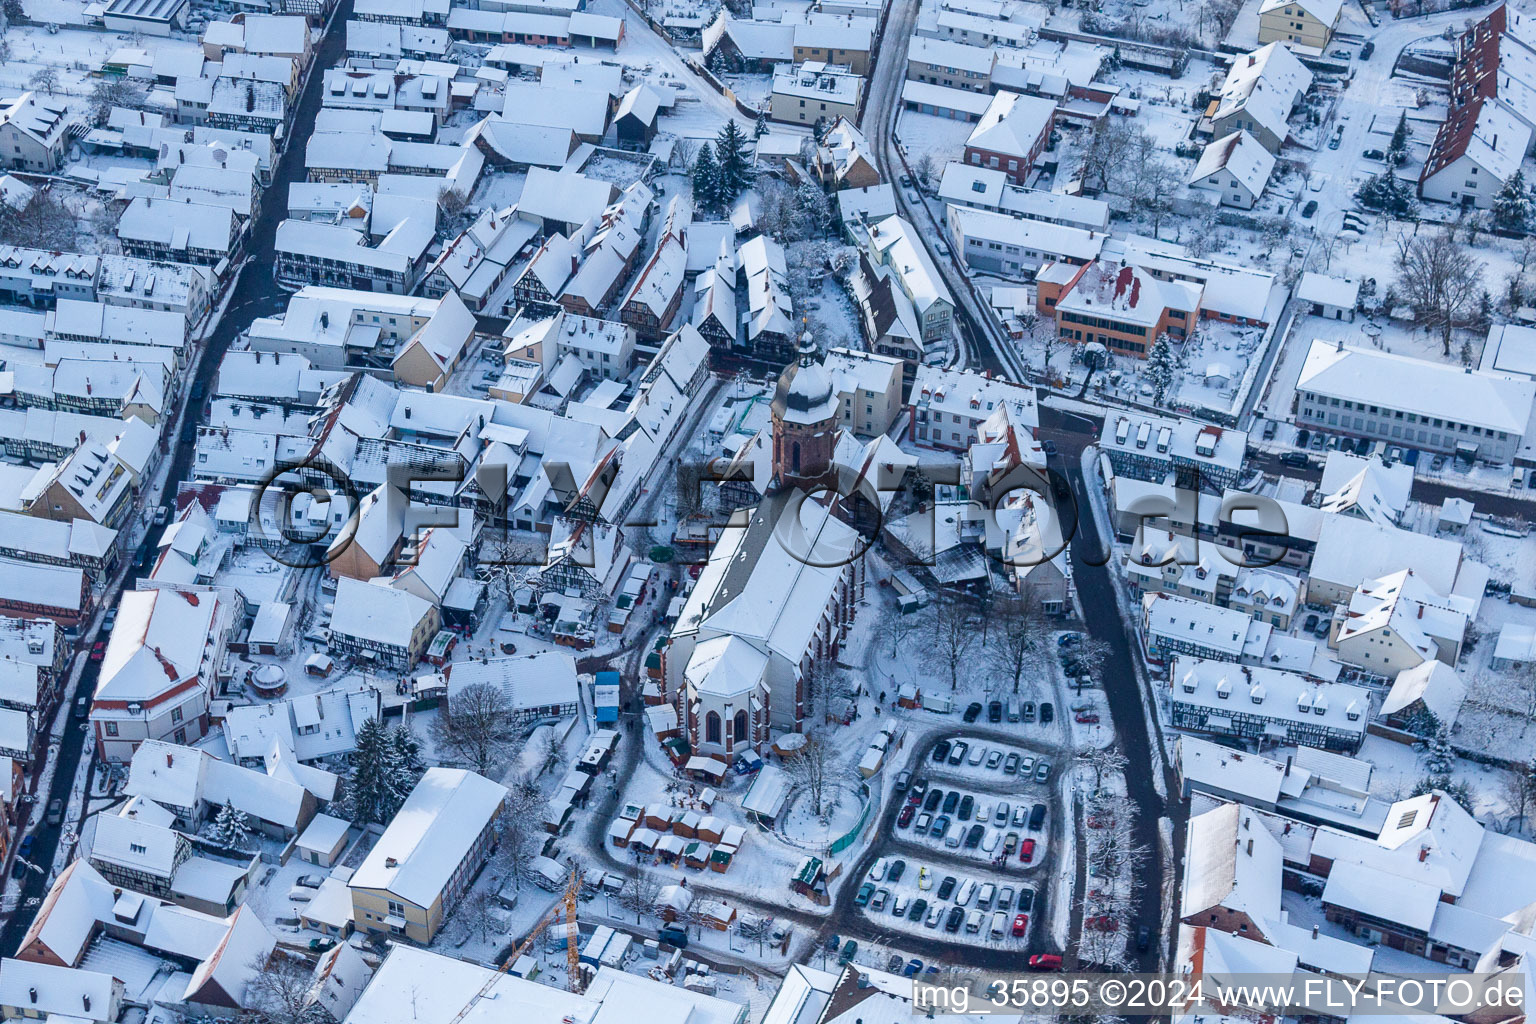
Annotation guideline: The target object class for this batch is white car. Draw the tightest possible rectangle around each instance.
[869,858,887,882]
[967,744,985,766]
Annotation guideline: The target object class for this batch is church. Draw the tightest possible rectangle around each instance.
[661,334,870,759]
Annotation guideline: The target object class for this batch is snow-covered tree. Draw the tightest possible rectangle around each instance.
[692,142,720,211]
[794,182,832,239]
[754,109,768,139]
[204,799,252,849]
[387,725,425,800]
[344,717,396,826]
[1493,169,1533,232]
[1143,334,1178,407]
[1388,111,1410,165]
[1423,726,1455,774]
[714,120,754,203]
[1355,173,1416,216]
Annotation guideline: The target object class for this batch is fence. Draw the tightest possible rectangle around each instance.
[827,781,874,855]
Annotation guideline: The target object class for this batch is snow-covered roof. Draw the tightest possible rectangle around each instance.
[93,587,219,704]
[1309,513,1464,597]
[1180,801,1283,922]
[349,768,508,907]
[1382,660,1467,727]
[948,204,1105,262]
[1298,338,1536,436]
[330,576,434,647]
[966,90,1055,159]
[1189,130,1275,199]
[1258,0,1342,25]
[446,651,579,713]
[0,959,118,1024]
[1213,43,1312,142]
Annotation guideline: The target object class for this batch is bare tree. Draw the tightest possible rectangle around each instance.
[437,187,472,233]
[0,191,78,250]
[536,726,564,776]
[451,889,503,943]
[785,734,834,819]
[244,950,322,1024]
[990,596,1050,695]
[87,76,146,124]
[617,862,663,923]
[480,534,542,613]
[910,152,936,190]
[1501,760,1536,833]
[493,773,544,886]
[1077,120,1138,196]
[927,593,975,690]
[28,67,58,94]
[1077,745,1128,793]
[430,681,517,777]
[880,606,920,658]
[1395,229,1485,356]
[672,137,697,171]
[1069,637,1112,694]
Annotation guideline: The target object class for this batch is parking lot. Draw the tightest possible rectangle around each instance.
[849,728,1065,953]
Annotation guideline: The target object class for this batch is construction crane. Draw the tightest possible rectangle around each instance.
[444,866,584,1024]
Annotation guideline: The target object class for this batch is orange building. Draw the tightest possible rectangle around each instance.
[1036,260,1201,359]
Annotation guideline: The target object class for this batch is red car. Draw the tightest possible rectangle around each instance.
[1086,816,1114,829]
[89,641,107,662]
[898,804,915,828]
[907,790,923,806]
[1088,916,1119,932]
[1029,954,1063,971]
[1075,711,1100,724]
[1011,913,1029,937]
[1019,838,1036,863]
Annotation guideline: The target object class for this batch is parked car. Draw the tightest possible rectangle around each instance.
[995,802,1010,825]
[1363,148,1385,161]
[924,788,944,812]
[918,867,932,890]
[1021,702,1036,722]
[932,740,950,762]
[1029,954,1063,970]
[871,888,889,911]
[1012,805,1027,827]
[89,641,106,662]
[1327,134,1341,150]
[296,874,324,889]
[1034,761,1052,783]
[1137,924,1152,952]
[944,907,964,933]
[966,744,985,766]
[1040,702,1054,724]
[1012,914,1030,937]
[947,742,967,766]
[840,939,858,962]
[73,696,89,719]
[1301,199,1318,218]
[957,795,974,821]
[287,884,315,903]
[931,814,951,837]
[1019,755,1036,776]
[1003,752,1020,773]
[854,883,875,908]
[915,812,932,832]
[998,886,1013,910]
[45,799,63,826]
[1075,711,1100,724]
[904,959,923,977]
[898,805,915,828]
[1281,451,1311,469]
[964,824,985,848]
[888,859,906,883]
[308,938,337,953]
[937,875,957,900]
[893,894,909,917]
[1087,916,1119,932]
[924,904,943,927]
[985,749,1003,770]
[17,835,34,859]
[941,791,959,814]
[963,702,984,723]
[1360,40,1374,59]
[1029,803,1047,831]
[895,770,912,792]
[987,700,1003,723]
[1004,832,1019,855]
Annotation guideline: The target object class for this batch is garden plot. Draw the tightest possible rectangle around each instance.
[852,856,1041,948]
[895,783,1052,872]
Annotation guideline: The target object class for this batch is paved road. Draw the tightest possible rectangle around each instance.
[856,0,1017,378]
[1038,408,1176,971]
[0,0,354,958]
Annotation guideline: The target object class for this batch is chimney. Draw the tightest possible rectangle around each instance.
[83,996,91,1013]
[29,989,37,1004]
[1245,838,1253,856]
[1419,844,1430,862]
[385,856,399,867]
[166,752,173,768]
[1284,756,1291,777]
[1312,924,1319,939]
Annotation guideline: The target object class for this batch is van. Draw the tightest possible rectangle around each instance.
[977,883,995,910]
[955,879,976,907]
[965,910,983,934]
[990,912,1008,938]
[1516,467,1527,489]
[1006,699,1020,722]
[658,927,689,948]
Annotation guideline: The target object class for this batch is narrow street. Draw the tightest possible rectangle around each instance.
[0,0,355,957]
[1039,407,1178,971]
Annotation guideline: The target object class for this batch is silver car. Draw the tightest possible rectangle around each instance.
[1034,760,1052,784]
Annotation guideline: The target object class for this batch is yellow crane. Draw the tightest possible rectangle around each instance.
[444,866,585,1024]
